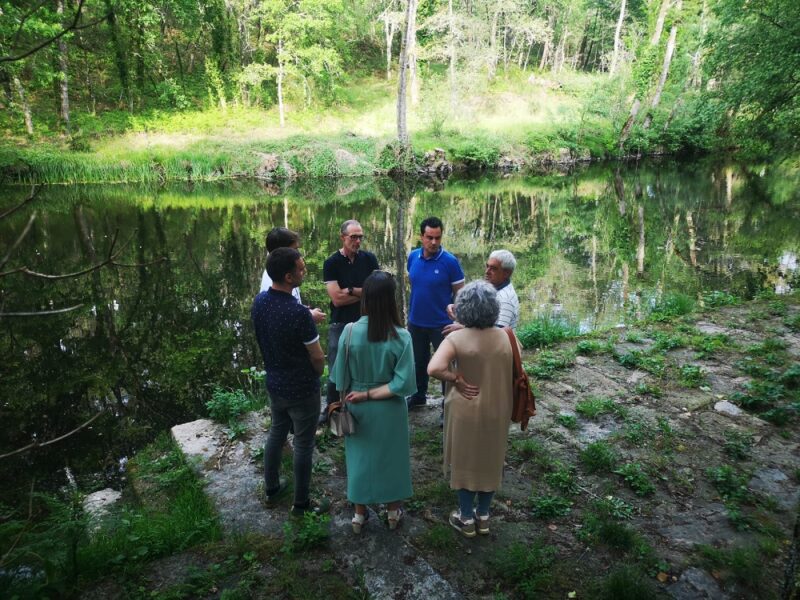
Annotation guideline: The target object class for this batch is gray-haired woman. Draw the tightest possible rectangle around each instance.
[427,280,517,538]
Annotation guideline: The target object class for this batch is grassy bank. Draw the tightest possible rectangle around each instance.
[0,71,697,185]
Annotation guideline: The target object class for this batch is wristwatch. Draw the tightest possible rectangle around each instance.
[347,287,354,296]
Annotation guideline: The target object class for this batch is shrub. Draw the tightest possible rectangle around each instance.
[448,136,500,170]
[206,388,255,424]
[702,291,739,307]
[649,293,695,321]
[517,315,580,349]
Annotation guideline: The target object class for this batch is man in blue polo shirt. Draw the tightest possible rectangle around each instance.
[407,216,465,409]
[252,247,329,517]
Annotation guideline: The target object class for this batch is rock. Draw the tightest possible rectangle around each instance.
[171,418,221,464]
[418,148,452,178]
[749,467,798,510]
[626,370,648,385]
[497,155,524,171]
[334,148,359,171]
[556,148,572,163]
[83,488,122,520]
[254,153,280,180]
[668,567,728,599]
[713,401,742,416]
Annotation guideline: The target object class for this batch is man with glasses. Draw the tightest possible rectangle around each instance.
[252,247,329,516]
[320,220,380,425]
[406,217,465,411]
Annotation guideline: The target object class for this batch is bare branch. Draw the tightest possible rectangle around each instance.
[0,185,40,221]
[0,411,104,460]
[0,304,84,317]
[0,213,36,272]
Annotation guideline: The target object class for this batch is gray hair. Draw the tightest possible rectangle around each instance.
[454,280,499,329]
[490,249,516,273]
[340,219,361,235]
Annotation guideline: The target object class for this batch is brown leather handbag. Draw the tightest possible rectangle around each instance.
[328,324,357,437]
[504,327,536,430]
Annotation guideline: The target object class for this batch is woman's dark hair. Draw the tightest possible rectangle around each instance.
[266,247,301,283]
[361,271,402,342]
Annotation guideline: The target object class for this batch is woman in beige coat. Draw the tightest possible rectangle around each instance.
[428,280,515,538]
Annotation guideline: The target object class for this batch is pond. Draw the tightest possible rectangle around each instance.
[1,159,798,500]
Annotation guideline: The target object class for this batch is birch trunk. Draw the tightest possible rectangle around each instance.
[397,0,418,153]
[448,0,457,110]
[643,0,680,130]
[637,205,645,276]
[277,37,285,127]
[651,0,671,46]
[488,7,500,80]
[56,0,71,135]
[13,76,34,136]
[609,0,627,74]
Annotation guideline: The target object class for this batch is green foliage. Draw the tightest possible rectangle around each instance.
[723,430,754,460]
[614,463,655,496]
[524,349,576,379]
[575,396,626,420]
[678,364,705,388]
[649,293,695,321]
[576,339,607,355]
[616,351,666,377]
[593,496,635,520]
[621,419,656,447]
[488,539,556,599]
[419,523,458,553]
[696,544,767,589]
[555,413,579,430]
[785,313,800,332]
[517,315,580,349]
[206,387,259,424]
[690,333,730,358]
[544,463,579,495]
[580,513,641,552]
[652,331,686,351]
[580,441,618,473]
[706,465,749,503]
[634,382,663,397]
[594,565,659,600]
[779,364,800,388]
[529,494,573,518]
[281,512,330,555]
[448,136,501,170]
[702,291,740,307]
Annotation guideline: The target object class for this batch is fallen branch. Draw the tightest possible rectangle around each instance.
[0,303,84,317]
[0,185,39,221]
[0,411,104,460]
[0,213,36,272]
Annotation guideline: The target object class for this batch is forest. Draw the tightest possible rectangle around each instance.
[1,0,798,181]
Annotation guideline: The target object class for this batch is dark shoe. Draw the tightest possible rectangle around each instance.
[290,496,331,518]
[318,411,329,427]
[406,396,426,410]
[449,510,476,538]
[474,512,490,535]
[262,476,289,507]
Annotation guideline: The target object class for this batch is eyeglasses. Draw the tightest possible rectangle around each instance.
[347,234,365,241]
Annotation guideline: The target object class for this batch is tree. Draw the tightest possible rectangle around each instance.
[396,0,418,156]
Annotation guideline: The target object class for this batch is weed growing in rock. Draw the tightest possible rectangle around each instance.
[488,539,556,598]
[616,351,666,377]
[767,301,787,316]
[779,364,800,387]
[690,333,730,358]
[730,380,786,411]
[517,314,580,349]
[412,428,443,457]
[420,523,458,553]
[649,293,695,321]
[678,364,705,388]
[784,313,800,332]
[544,463,579,495]
[556,413,579,429]
[625,331,646,344]
[579,513,641,552]
[614,463,655,496]
[702,291,740,307]
[723,430,754,460]
[529,494,573,518]
[576,339,608,354]
[282,512,330,554]
[580,441,618,473]
[508,438,553,469]
[593,496,635,520]
[696,544,765,589]
[621,419,655,447]
[734,357,774,378]
[412,481,453,508]
[706,465,749,503]
[524,349,576,379]
[576,396,626,419]
[652,331,686,351]
[594,565,659,600]
[634,382,662,397]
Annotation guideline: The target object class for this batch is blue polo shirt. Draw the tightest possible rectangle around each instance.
[252,288,320,399]
[407,247,465,328]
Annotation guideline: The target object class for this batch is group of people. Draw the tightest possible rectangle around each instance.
[251,218,522,537]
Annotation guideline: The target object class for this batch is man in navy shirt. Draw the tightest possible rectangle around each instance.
[320,219,379,424]
[406,217,465,409]
[252,247,328,516]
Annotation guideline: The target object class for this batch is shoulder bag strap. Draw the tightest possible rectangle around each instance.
[341,323,355,411]
[504,327,523,378]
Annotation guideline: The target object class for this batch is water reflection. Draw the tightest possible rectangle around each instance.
[1,160,798,492]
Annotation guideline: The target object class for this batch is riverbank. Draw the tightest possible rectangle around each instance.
[6,291,796,598]
[0,72,691,185]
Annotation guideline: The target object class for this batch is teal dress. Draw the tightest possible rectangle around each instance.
[331,317,417,504]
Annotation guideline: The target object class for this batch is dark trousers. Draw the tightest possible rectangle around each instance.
[264,392,320,506]
[325,322,346,407]
[408,323,445,402]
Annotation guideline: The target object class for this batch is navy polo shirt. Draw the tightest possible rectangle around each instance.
[407,247,465,328]
[322,250,379,323]
[252,288,320,399]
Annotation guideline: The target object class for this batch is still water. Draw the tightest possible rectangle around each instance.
[1,160,798,494]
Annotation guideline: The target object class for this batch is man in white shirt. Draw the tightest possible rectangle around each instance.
[444,249,520,333]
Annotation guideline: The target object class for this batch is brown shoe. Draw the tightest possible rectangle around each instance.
[449,510,476,538]
[474,512,489,535]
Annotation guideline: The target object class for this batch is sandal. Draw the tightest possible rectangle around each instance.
[352,511,368,534]
[387,508,403,530]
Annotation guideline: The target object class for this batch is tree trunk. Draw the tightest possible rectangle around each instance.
[277,37,285,127]
[104,0,130,109]
[643,0,680,130]
[448,0,457,110]
[637,204,645,276]
[618,98,641,151]
[13,76,34,136]
[409,32,419,106]
[488,6,500,80]
[56,0,71,135]
[383,16,397,80]
[651,0,671,46]
[396,0,418,154]
[609,0,627,74]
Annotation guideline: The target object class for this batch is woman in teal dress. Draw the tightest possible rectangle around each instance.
[331,271,417,533]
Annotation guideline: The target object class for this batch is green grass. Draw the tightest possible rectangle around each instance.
[529,494,573,519]
[555,413,579,430]
[649,293,695,321]
[544,463,579,495]
[580,440,619,473]
[524,349,576,379]
[575,396,626,420]
[488,539,557,599]
[593,565,661,600]
[517,314,580,349]
[616,350,667,377]
[678,364,706,388]
[614,462,655,496]
[723,430,754,460]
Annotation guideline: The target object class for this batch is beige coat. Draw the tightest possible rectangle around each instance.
[443,327,515,491]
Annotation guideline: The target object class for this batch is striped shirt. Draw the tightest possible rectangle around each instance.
[496,281,520,329]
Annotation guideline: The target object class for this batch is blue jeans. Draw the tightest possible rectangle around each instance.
[408,323,445,402]
[264,392,320,506]
[458,489,494,518]
[325,322,347,407]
